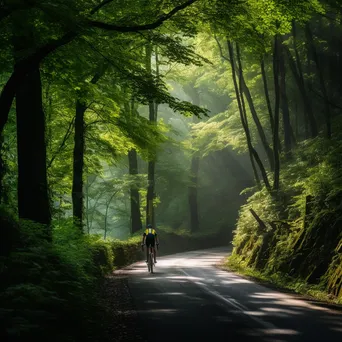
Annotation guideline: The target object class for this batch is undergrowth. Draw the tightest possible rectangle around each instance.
[0,210,114,342]
[226,255,341,305]
[230,135,342,302]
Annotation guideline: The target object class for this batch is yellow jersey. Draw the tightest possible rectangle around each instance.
[144,228,157,236]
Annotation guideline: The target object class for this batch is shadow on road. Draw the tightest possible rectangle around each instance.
[114,248,342,342]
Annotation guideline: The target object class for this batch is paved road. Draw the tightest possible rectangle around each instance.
[115,247,342,342]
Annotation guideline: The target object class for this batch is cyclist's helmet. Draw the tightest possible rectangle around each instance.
[147,224,152,228]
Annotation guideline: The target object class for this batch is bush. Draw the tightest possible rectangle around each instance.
[90,239,114,276]
[108,226,230,268]
[0,214,114,342]
[111,237,141,268]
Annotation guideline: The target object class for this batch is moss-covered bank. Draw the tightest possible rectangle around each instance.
[229,137,342,303]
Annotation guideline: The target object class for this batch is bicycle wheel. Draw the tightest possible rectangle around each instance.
[149,252,154,274]
[147,252,151,272]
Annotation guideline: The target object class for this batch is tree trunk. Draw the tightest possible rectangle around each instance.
[0,134,5,204]
[104,205,108,240]
[188,154,200,232]
[249,209,267,232]
[291,21,318,138]
[183,82,201,233]
[294,101,299,138]
[126,98,143,234]
[236,43,270,190]
[146,160,155,227]
[239,84,261,187]
[145,43,157,227]
[230,41,260,187]
[273,35,281,190]
[155,46,160,117]
[285,47,310,139]
[72,70,103,231]
[261,56,274,134]
[104,192,116,240]
[237,50,274,171]
[0,32,77,137]
[13,16,51,229]
[15,66,51,226]
[128,148,143,234]
[89,191,102,232]
[72,99,86,230]
[85,176,90,234]
[278,37,292,154]
[227,40,261,188]
[305,23,332,138]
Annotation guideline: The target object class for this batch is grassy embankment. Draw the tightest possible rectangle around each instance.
[227,135,342,305]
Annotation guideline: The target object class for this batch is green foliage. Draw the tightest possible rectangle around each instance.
[110,236,142,268]
[225,254,338,304]
[89,238,114,276]
[191,107,247,156]
[231,132,342,301]
[207,0,324,50]
[53,218,112,278]
[0,212,114,341]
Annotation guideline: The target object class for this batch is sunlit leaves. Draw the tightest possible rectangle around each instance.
[204,0,324,56]
[191,107,247,157]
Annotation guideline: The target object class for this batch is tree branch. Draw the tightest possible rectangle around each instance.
[214,35,230,62]
[89,0,198,32]
[0,1,197,134]
[47,116,75,169]
[249,208,267,231]
[0,31,77,135]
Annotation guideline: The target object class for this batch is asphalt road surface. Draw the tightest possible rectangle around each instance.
[115,247,342,342]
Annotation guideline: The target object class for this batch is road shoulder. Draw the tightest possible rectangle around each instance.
[98,275,145,341]
[215,257,342,312]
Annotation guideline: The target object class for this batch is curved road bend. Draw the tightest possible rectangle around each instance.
[114,247,342,342]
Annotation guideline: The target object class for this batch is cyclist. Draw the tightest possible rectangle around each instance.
[142,224,159,264]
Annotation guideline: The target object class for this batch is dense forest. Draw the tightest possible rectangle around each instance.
[1,0,342,340]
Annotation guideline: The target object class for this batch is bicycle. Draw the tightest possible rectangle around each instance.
[142,243,158,274]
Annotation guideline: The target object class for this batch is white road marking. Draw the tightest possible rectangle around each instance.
[179,267,278,330]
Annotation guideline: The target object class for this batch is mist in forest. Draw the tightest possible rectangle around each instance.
[83,78,253,240]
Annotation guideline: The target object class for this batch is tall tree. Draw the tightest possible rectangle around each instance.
[187,85,201,233]
[227,40,262,188]
[127,101,143,234]
[72,70,103,230]
[260,56,274,135]
[278,36,292,154]
[236,43,270,190]
[145,43,157,227]
[273,34,281,190]
[290,20,317,138]
[305,23,332,138]
[237,48,274,171]
[13,13,51,229]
